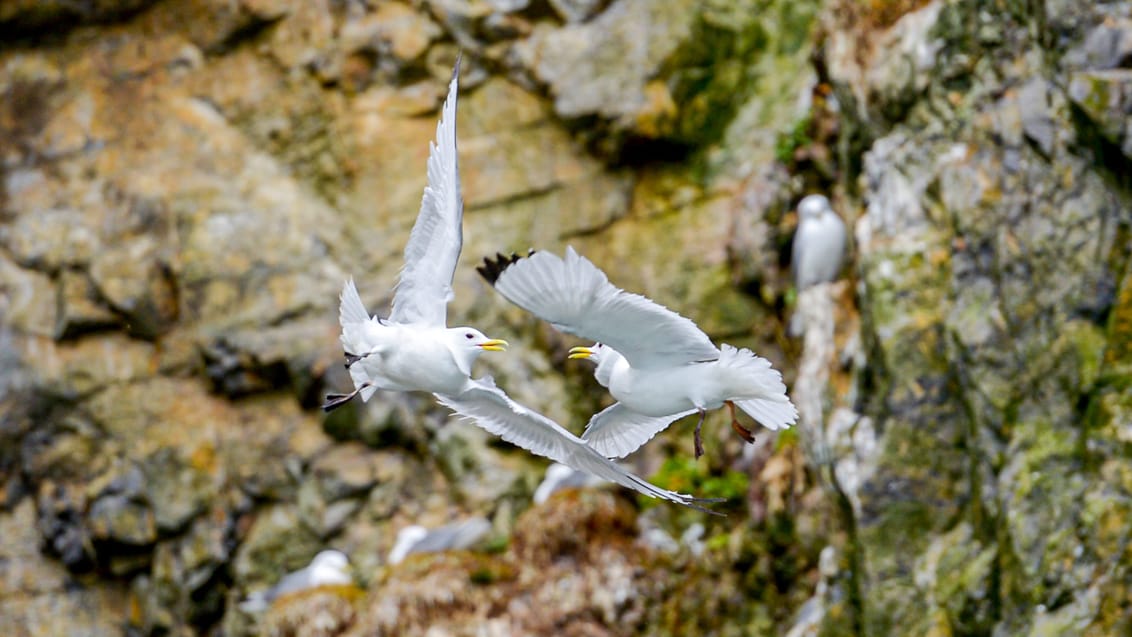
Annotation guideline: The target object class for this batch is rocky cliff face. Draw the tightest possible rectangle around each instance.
[0,1,1128,636]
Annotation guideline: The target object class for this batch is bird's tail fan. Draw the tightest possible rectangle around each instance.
[717,344,797,430]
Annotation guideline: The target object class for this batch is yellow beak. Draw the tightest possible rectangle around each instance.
[568,346,594,360]
[478,339,509,352]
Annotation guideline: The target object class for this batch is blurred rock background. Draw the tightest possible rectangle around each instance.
[0,0,1129,635]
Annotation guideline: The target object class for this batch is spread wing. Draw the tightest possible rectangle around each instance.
[581,403,699,459]
[434,378,721,514]
[477,247,720,369]
[389,59,463,327]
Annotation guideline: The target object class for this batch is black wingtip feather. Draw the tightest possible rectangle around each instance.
[322,393,353,413]
[476,250,535,286]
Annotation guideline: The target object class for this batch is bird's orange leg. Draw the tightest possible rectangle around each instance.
[726,400,756,444]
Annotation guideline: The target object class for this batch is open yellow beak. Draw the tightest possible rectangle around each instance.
[568,346,594,360]
[478,339,509,352]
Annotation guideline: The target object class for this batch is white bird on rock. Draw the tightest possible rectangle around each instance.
[387,517,492,565]
[533,462,606,504]
[239,550,352,613]
[477,248,797,460]
[322,59,719,514]
[792,194,846,291]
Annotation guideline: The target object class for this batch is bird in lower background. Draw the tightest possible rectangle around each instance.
[239,550,352,613]
[791,194,847,291]
[533,462,606,504]
[477,248,797,461]
[322,59,719,514]
[387,517,493,565]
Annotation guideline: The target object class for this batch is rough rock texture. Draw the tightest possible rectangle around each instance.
[0,0,1129,636]
[814,0,1132,635]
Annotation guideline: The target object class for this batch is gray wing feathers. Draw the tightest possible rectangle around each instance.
[582,403,698,459]
[492,247,719,368]
[389,61,463,327]
[435,380,719,513]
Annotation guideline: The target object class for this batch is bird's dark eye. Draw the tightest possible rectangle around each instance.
[465,333,474,339]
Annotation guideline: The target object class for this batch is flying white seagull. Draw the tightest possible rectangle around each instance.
[477,248,797,460]
[322,59,719,514]
[792,194,846,291]
[239,550,352,613]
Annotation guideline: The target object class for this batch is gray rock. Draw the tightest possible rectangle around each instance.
[1,208,100,272]
[1067,18,1132,70]
[55,269,120,340]
[514,0,697,120]
[1015,78,1057,157]
[1068,69,1132,156]
[0,256,56,338]
[141,449,214,533]
[35,481,93,570]
[88,237,177,339]
[86,464,157,548]
[296,444,378,537]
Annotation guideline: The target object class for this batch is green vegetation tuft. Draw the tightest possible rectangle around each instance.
[775,115,814,164]
[650,456,750,502]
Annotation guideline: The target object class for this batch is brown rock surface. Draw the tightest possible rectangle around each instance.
[2,0,1129,636]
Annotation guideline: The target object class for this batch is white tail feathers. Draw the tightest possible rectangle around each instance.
[734,397,797,431]
[582,403,696,459]
[717,344,797,430]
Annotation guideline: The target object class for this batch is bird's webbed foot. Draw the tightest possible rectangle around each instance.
[322,382,373,412]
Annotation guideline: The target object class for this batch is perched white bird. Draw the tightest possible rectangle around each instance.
[791,194,846,290]
[533,462,605,504]
[323,60,718,514]
[239,550,352,613]
[387,517,492,564]
[477,248,797,460]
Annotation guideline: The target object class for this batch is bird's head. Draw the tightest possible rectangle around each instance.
[446,327,508,375]
[311,550,349,571]
[568,342,621,387]
[389,525,430,564]
[448,327,508,354]
[309,550,352,585]
[568,342,608,365]
[797,194,830,221]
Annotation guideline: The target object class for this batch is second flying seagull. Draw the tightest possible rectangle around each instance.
[479,248,798,459]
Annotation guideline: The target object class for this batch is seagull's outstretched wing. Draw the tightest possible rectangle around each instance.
[581,403,699,459]
[477,247,720,369]
[389,59,463,328]
[434,378,722,514]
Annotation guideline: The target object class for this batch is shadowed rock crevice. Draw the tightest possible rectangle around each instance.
[0,0,160,43]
